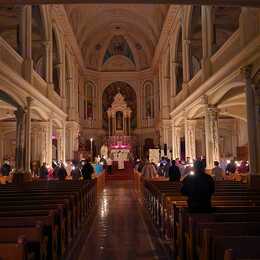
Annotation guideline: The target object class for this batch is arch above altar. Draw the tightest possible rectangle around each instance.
[107,93,132,136]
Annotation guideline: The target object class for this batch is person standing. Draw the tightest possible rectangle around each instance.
[71,164,81,180]
[1,160,11,176]
[168,160,181,182]
[82,160,94,180]
[212,161,224,181]
[39,162,48,179]
[181,160,215,213]
[57,164,67,181]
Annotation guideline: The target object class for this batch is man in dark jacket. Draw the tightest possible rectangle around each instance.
[1,161,11,176]
[39,162,48,179]
[82,160,94,180]
[168,160,181,182]
[57,164,67,181]
[181,160,215,213]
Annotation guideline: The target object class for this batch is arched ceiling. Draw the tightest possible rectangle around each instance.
[65,4,169,71]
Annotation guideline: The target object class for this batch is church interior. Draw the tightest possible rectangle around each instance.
[0,1,260,260]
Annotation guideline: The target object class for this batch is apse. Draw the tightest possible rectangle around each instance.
[102,81,137,131]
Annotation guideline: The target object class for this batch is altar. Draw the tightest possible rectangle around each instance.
[105,91,132,170]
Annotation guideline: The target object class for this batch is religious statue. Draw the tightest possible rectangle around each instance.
[100,144,108,159]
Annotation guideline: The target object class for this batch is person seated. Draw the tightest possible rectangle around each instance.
[181,160,215,213]
[168,160,181,182]
[212,161,224,181]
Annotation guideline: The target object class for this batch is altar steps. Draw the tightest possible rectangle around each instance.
[105,164,133,181]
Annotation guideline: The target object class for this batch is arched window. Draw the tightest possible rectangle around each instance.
[143,81,154,119]
[52,29,60,95]
[212,7,241,54]
[190,6,203,78]
[0,6,21,54]
[84,81,95,120]
[176,28,183,95]
[32,6,46,79]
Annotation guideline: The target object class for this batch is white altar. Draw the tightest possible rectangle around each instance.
[111,149,130,169]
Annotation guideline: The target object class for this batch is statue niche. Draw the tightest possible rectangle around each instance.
[107,92,132,136]
[116,111,123,130]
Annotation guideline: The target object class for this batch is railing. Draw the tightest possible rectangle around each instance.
[210,30,240,74]
[32,71,48,96]
[188,69,203,94]
[0,37,23,75]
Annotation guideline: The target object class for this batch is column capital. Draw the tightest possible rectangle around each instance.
[241,65,253,81]
[26,96,33,106]
[14,107,25,120]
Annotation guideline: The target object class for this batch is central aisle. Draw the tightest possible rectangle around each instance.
[78,180,169,260]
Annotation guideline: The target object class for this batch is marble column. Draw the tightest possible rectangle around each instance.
[108,116,111,136]
[56,125,65,162]
[46,120,53,165]
[243,66,260,175]
[112,115,116,135]
[172,124,181,159]
[43,40,52,85]
[183,39,191,83]
[204,106,220,169]
[128,116,131,136]
[20,5,33,83]
[38,124,47,164]
[66,78,76,120]
[201,5,213,80]
[14,108,25,170]
[185,119,196,160]
[123,115,126,135]
[24,97,32,172]
[171,62,180,97]
[68,124,79,161]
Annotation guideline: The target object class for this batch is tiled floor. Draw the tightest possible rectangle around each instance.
[77,180,169,260]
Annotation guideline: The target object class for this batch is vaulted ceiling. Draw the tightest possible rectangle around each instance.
[65,4,169,71]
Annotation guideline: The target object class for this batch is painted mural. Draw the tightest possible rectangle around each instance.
[103,35,135,65]
[102,81,137,130]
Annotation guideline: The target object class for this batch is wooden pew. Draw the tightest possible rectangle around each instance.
[0,179,98,260]
[0,222,46,260]
[0,237,29,260]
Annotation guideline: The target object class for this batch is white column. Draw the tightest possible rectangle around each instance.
[204,106,220,169]
[20,5,33,83]
[56,125,65,162]
[112,115,116,135]
[172,123,181,159]
[108,115,111,136]
[46,120,53,165]
[24,97,32,172]
[0,133,4,164]
[243,66,260,176]
[182,39,191,84]
[185,118,196,160]
[14,108,25,170]
[128,116,131,136]
[201,5,213,80]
